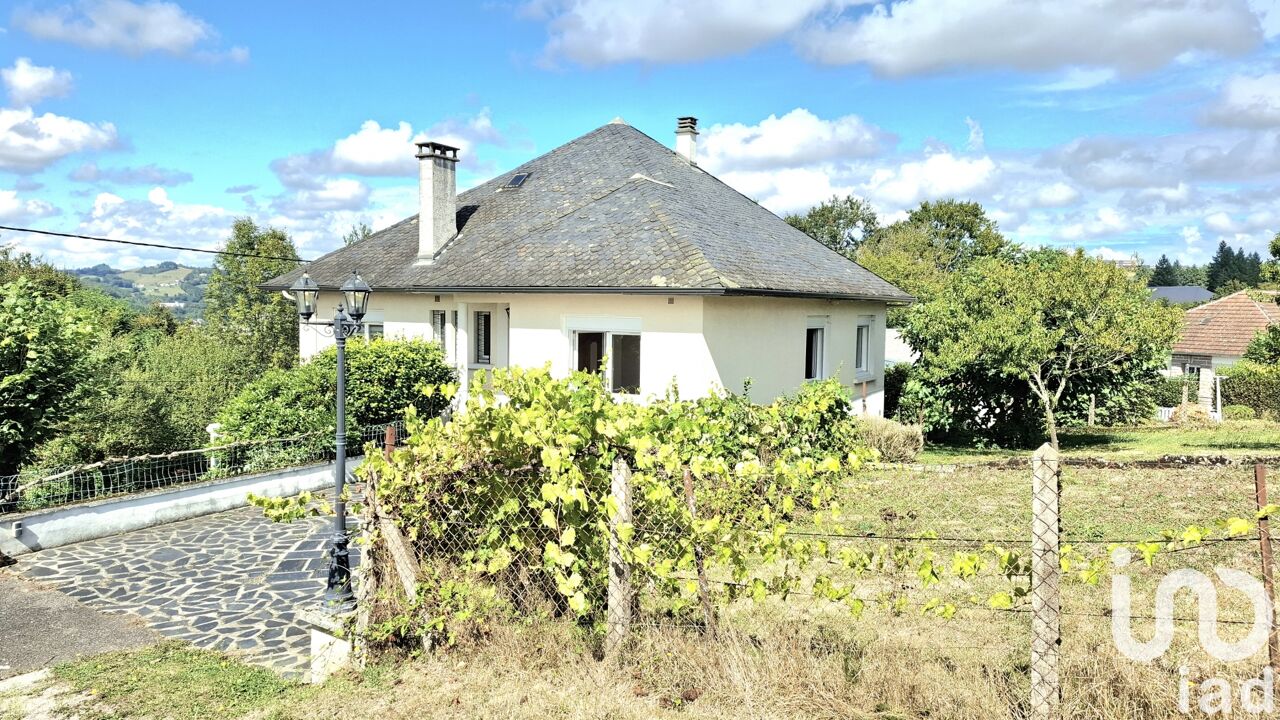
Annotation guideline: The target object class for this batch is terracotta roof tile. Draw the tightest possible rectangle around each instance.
[1172,290,1280,357]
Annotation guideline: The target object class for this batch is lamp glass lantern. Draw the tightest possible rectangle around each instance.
[289,272,320,321]
[341,272,372,320]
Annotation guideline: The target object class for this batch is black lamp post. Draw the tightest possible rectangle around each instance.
[289,270,372,611]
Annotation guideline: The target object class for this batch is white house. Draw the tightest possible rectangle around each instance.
[265,118,912,415]
[1168,290,1280,375]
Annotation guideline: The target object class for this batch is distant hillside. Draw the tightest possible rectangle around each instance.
[71,261,211,320]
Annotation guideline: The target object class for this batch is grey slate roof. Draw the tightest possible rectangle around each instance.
[1150,286,1213,304]
[265,121,912,303]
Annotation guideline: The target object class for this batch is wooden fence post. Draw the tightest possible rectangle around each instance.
[1087,394,1096,427]
[1030,443,1062,720]
[683,468,716,635]
[383,424,396,460]
[605,458,634,660]
[1255,463,1279,672]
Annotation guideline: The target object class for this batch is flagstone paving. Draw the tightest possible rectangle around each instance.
[10,505,354,678]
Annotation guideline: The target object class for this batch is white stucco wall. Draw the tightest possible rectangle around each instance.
[702,296,886,415]
[299,291,888,413]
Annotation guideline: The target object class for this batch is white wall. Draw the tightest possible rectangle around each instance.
[702,296,886,414]
[298,291,889,412]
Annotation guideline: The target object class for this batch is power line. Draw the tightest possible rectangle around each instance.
[0,224,313,264]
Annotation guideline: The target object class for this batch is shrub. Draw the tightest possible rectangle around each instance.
[358,369,877,647]
[1151,375,1197,409]
[1170,403,1214,428]
[1220,361,1280,419]
[854,416,923,463]
[1223,404,1256,421]
[216,337,455,441]
[883,362,910,420]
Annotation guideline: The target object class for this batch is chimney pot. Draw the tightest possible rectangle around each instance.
[675,116,698,165]
[416,140,460,263]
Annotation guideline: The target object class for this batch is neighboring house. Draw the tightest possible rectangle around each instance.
[1150,286,1213,305]
[1168,290,1280,374]
[884,328,917,366]
[264,117,912,415]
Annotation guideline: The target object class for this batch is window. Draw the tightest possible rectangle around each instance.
[575,330,641,394]
[805,327,824,380]
[855,323,870,372]
[430,310,446,343]
[611,334,640,394]
[363,323,384,341]
[474,311,491,365]
[504,172,530,189]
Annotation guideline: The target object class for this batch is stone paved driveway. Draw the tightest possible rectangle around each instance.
[11,505,347,678]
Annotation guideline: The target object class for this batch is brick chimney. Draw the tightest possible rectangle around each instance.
[415,141,459,263]
[675,116,698,165]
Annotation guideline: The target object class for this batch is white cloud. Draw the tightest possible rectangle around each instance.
[1,58,73,106]
[717,166,853,214]
[1204,208,1276,233]
[964,116,984,151]
[1028,67,1117,92]
[0,107,117,173]
[1093,246,1135,262]
[799,0,1262,76]
[1046,136,1172,189]
[699,109,892,173]
[1203,72,1280,127]
[1035,182,1081,207]
[0,188,57,221]
[861,152,998,207]
[527,0,834,66]
[70,161,192,185]
[270,110,508,189]
[271,178,371,218]
[1058,206,1138,240]
[1184,129,1280,178]
[13,0,245,60]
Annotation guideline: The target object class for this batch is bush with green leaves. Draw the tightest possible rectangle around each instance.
[0,278,95,478]
[216,337,455,441]
[1223,404,1256,421]
[1152,375,1198,409]
[1220,361,1280,419]
[358,370,880,639]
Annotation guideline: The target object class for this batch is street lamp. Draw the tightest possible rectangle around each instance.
[289,270,372,611]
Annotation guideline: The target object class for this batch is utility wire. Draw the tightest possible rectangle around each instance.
[0,224,313,264]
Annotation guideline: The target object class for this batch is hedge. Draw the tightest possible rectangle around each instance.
[1220,361,1280,420]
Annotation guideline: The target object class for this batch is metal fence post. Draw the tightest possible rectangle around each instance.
[1031,443,1062,720]
[605,458,633,660]
[1255,463,1279,672]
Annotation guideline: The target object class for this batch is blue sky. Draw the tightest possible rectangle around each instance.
[0,0,1278,269]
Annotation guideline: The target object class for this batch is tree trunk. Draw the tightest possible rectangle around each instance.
[1029,378,1061,451]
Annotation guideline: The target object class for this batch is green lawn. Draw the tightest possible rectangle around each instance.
[917,420,1280,464]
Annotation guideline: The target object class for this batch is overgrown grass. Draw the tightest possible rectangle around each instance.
[49,642,299,719]
[918,420,1280,464]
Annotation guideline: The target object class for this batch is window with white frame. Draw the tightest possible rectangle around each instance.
[805,316,826,380]
[855,319,871,373]
[474,310,491,365]
[574,330,641,394]
[430,310,446,343]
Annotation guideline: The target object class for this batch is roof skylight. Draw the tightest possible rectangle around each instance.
[505,172,530,189]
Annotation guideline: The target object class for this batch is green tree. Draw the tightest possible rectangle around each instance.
[1264,232,1280,285]
[901,250,1182,448]
[854,200,1014,324]
[0,247,79,298]
[1245,324,1280,365]
[1148,254,1179,286]
[784,195,879,258]
[204,218,301,370]
[0,278,95,478]
[343,222,373,246]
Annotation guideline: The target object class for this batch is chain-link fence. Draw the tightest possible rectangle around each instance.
[360,432,1280,719]
[0,420,406,514]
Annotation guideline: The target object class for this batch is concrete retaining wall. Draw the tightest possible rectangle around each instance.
[0,458,362,557]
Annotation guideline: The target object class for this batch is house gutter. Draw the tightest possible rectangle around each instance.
[258,282,913,305]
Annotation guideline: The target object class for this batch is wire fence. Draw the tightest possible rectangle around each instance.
[0,420,407,515]
[359,433,1280,717]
